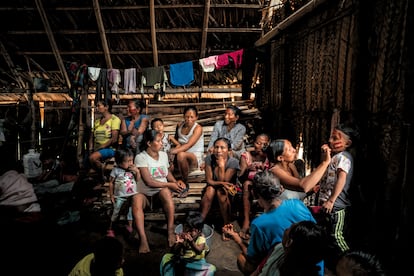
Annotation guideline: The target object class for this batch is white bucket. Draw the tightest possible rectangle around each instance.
[175,224,214,249]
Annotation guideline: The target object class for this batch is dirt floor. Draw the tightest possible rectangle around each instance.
[1,190,245,276]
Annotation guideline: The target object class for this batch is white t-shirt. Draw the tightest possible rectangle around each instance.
[134,150,170,196]
[110,167,138,198]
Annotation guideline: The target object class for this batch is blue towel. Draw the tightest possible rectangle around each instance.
[169,61,194,86]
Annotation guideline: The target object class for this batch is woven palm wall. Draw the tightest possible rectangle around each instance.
[257,0,412,273]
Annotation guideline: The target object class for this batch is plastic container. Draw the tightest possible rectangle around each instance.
[175,224,214,249]
[23,149,42,178]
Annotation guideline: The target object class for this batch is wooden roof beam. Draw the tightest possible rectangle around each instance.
[0,40,26,88]
[200,0,211,58]
[8,27,261,35]
[150,0,158,66]
[92,0,112,68]
[34,0,71,89]
[16,49,241,55]
[0,4,260,11]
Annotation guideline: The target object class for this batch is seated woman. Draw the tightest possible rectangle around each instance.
[206,105,246,160]
[120,99,149,155]
[200,137,239,236]
[270,139,331,200]
[89,99,121,181]
[132,129,186,253]
[169,106,204,197]
[238,133,273,240]
[222,170,316,275]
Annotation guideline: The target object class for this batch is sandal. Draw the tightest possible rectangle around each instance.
[239,229,250,240]
[178,186,189,198]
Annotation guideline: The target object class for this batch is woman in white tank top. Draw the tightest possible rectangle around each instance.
[169,106,204,197]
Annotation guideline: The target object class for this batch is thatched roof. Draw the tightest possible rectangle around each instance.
[0,0,267,93]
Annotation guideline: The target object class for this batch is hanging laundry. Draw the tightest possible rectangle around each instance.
[124,68,137,94]
[199,55,218,72]
[169,61,194,87]
[228,49,244,69]
[216,53,230,70]
[141,66,168,90]
[108,69,121,101]
[96,69,110,102]
[65,62,88,100]
[88,67,101,81]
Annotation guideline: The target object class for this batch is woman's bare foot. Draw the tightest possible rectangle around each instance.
[139,242,151,254]
[168,232,176,247]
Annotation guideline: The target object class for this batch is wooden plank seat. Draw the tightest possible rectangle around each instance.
[96,99,260,221]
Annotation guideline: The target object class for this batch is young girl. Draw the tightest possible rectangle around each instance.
[160,211,216,276]
[106,148,140,237]
[238,133,272,240]
[151,118,180,170]
[200,137,239,237]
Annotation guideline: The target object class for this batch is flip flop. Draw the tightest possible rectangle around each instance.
[178,186,189,198]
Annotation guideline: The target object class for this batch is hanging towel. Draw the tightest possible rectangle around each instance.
[199,55,218,72]
[169,61,194,86]
[216,53,230,69]
[142,66,167,88]
[228,49,244,69]
[124,68,137,94]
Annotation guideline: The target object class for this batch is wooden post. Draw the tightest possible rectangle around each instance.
[77,85,89,169]
[27,86,37,150]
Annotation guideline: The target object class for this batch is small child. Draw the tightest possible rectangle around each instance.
[160,211,216,276]
[107,148,140,237]
[151,118,180,170]
[68,236,125,276]
[316,124,359,270]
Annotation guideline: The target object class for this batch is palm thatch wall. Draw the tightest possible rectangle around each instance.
[255,0,412,273]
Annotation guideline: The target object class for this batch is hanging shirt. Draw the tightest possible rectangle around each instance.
[199,55,218,72]
[169,61,194,86]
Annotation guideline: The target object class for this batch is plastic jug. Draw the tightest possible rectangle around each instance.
[23,149,42,178]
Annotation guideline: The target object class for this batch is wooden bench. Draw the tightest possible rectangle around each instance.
[100,99,261,220]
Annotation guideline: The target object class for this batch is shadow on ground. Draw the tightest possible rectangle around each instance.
[1,202,244,276]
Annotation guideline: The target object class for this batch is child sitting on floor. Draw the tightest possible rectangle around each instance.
[160,211,216,276]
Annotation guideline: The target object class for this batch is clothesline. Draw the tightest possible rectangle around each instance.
[67,48,244,74]
[66,48,245,100]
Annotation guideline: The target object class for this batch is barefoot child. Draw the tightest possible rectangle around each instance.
[160,211,216,276]
[107,148,140,237]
